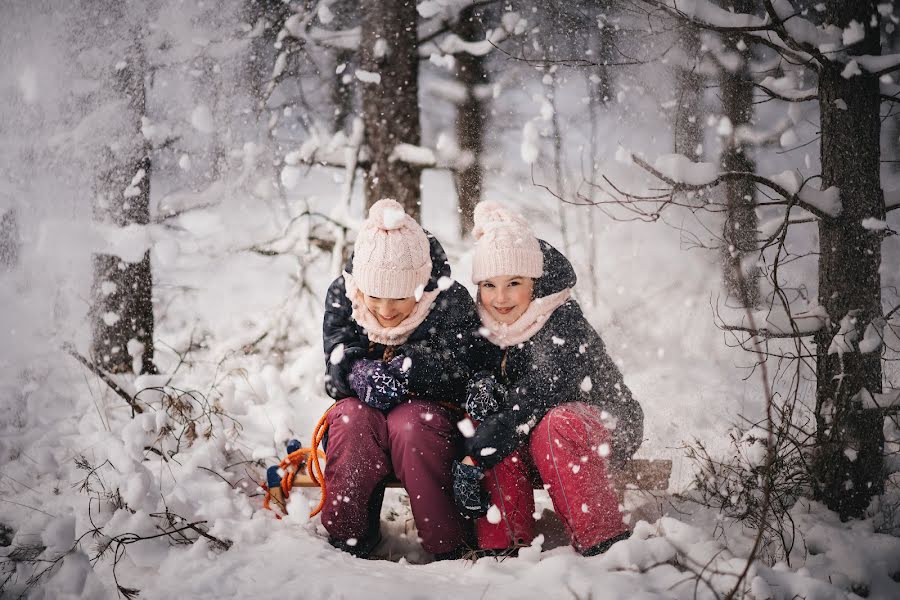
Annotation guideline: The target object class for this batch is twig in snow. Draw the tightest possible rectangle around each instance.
[62,343,143,415]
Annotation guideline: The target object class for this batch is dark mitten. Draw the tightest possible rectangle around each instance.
[451,461,490,519]
[387,355,411,385]
[349,359,377,400]
[385,356,411,404]
[465,372,506,421]
[464,411,526,469]
[349,359,408,411]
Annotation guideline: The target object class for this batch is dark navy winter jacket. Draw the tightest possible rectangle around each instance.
[467,240,644,467]
[323,233,479,405]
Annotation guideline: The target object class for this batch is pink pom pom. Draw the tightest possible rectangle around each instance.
[472,201,530,240]
[367,198,409,231]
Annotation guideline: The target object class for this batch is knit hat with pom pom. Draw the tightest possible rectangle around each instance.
[352,199,432,299]
[471,201,543,283]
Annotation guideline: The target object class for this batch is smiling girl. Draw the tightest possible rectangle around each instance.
[456,201,644,557]
[321,199,478,560]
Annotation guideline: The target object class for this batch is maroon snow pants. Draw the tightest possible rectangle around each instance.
[476,402,629,552]
[321,397,466,554]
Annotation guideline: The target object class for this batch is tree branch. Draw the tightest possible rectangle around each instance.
[631,155,834,220]
[416,0,502,46]
[63,343,143,415]
[721,324,818,339]
[752,81,817,102]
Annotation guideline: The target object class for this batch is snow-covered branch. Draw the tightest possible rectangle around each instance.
[759,0,831,69]
[417,0,505,48]
[282,132,467,174]
[644,0,768,31]
[885,188,900,213]
[721,305,828,339]
[631,154,840,220]
[753,77,817,102]
[856,53,900,77]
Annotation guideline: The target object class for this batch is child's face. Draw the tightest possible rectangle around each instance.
[361,294,417,328]
[478,275,534,324]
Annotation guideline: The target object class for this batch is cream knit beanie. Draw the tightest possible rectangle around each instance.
[471,201,543,283]
[352,199,432,299]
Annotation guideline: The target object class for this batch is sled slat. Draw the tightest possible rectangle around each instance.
[289,458,671,492]
[613,459,672,492]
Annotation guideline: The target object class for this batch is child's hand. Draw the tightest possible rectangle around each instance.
[464,411,523,469]
[350,359,408,411]
[465,372,505,421]
[451,460,490,518]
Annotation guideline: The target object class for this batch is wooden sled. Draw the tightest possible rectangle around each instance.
[262,411,673,517]
[288,458,672,493]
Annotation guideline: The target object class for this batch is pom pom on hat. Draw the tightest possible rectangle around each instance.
[471,201,543,283]
[367,198,412,231]
[352,199,432,299]
[472,201,532,240]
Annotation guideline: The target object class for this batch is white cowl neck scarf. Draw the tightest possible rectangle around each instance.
[477,288,572,348]
[343,272,441,346]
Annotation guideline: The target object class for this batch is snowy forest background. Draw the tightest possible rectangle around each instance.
[4,0,900,598]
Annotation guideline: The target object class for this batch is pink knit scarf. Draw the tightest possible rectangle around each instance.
[343,272,440,346]
[477,288,572,348]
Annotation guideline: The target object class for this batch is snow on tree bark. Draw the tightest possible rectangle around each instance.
[90,33,157,376]
[719,0,760,308]
[674,25,704,158]
[332,47,356,132]
[359,0,422,221]
[812,0,885,520]
[453,4,488,236]
[0,208,19,270]
[329,1,359,132]
[243,0,293,107]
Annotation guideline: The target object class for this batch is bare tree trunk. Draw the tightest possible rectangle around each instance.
[548,80,571,259]
[330,0,359,133]
[719,0,759,308]
[813,1,884,519]
[0,208,18,270]
[585,74,601,308]
[332,48,356,132]
[359,0,422,220]
[584,20,615,307]
[591,14,615,105]
[90,34,157,375]
[244,0,293,108]
[453,4,488,236]
[674,25,704,157]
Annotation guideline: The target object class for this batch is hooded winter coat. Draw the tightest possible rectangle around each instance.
[323,233,479,404]
[466,240,644,468]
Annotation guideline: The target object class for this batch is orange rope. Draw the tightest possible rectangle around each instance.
[262,401,463,518]
[261,407,332,518]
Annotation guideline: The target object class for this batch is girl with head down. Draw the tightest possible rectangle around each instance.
[321,199,477,560]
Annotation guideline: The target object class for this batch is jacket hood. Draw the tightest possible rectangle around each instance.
[345,230,451,293]
[533,240,576,298]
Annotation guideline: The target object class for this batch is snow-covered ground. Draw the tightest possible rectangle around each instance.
[3,2,900,599]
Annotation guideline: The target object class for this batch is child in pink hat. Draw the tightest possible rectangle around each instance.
[321,199,478,560]
[454,201,644,557]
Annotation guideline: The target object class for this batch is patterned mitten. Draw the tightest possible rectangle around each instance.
[350,359,408,411]
[451,461,490,519]
[465,372,506,421]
